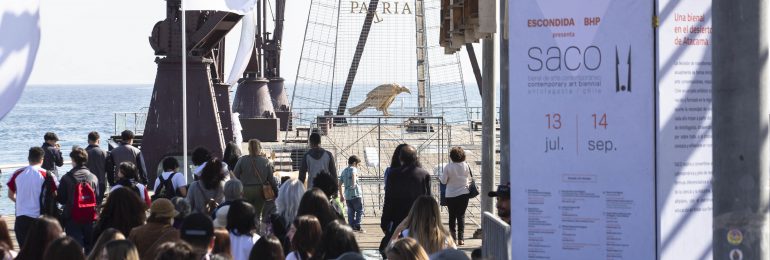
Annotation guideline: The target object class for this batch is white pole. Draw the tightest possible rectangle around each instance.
[181,0,189,179]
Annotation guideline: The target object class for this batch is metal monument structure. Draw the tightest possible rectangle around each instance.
[142,0,241,183]
[289,0,471,127]
[232,0,291,141]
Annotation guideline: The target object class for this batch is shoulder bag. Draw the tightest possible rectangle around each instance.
[253,157,276,201]
[467,165,480,198]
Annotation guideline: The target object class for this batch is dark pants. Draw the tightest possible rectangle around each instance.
[379,221,395,258]
[446,194,470,240]
[65,220,94,253]
[14,215,36,247]
[97,181,107,207]
[346,198,364,229]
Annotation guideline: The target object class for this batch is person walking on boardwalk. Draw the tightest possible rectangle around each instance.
[152,157,188,200]
[56,147,99,253]
[106,130,148,185]
[41,132,63,178]
[380,144,431,256]
[85,131,107,206]
[440,147,472,245]
[298,133,340,196]
[339,155,365,232]
[7,147,58,247]
[233,139,278,228]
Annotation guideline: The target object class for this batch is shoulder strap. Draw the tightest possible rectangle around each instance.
[251,157,266,184]
[467,164,474,177]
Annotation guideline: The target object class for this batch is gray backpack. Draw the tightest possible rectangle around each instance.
[306,152,330,187]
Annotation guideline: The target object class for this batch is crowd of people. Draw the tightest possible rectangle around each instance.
[3,131,512,259]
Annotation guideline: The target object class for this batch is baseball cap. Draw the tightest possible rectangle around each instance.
[180,213,214,239]
[488,183,510,198]
[213,205,230,228]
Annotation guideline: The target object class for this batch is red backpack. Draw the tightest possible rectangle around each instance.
[70,175,97,223]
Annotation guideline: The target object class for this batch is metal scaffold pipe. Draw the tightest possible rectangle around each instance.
[481,12,498,215]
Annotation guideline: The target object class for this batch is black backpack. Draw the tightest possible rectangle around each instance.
[39,173,61,219]
[151,173,178,201]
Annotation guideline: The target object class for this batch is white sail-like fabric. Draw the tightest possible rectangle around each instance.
[0,0,41,121]
[226,10,256,85]
[185,0,257,15]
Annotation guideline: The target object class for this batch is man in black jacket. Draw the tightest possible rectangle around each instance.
[56,147,99,252]
[379,144,431,255]
[41,132,63,178]
[106,130,148,185]
[85,131,107,206]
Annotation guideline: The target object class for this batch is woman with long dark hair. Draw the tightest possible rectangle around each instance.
[223,142,242,172]
[296,188,340,230]
[43,236,86,260]
[286,215,322,260]
[187,158,227,214]
[87,228,125,260]
[227,200,260,260]
[16,216,62,260]
[311,220,360,260]
[249,235,284,260]
[92,187,147,239]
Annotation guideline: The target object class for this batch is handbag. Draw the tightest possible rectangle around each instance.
[467,165,480,198]
[253,158,277,201]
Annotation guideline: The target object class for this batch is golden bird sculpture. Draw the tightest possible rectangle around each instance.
[348,83,412,116]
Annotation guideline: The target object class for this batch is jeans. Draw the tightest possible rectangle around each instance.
[65,220,94,253]
[446,194,470,240]
[14,216,36,248]
[346,197,364,229]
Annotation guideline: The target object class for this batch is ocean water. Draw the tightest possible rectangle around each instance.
[0,84,153,215]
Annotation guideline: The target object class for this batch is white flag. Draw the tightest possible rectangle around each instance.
[184,0,257,15]
[0,0,41,121]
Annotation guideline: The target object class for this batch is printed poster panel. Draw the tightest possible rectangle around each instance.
[509,0,655,259]
[656,0,713,259]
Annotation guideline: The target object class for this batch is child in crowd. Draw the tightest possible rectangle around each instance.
[339,155,365,232]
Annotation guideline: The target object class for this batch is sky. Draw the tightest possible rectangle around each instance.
[26,0,483,86]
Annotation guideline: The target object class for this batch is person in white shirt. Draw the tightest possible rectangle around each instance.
[7,147,57,247]
[439,147,472,245]
[153,157,188,198]
[227,200,260,260]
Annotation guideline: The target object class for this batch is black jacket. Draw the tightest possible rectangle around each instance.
[41,143,63,176]
[380,165,432,231]
[86,144,107,191]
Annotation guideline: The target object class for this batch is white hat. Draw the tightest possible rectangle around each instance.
[213,205,230,228]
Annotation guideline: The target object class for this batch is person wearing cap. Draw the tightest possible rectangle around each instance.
[181,213,216,258]
[129,198,181,260]
[488,183,511,224]
[41,132,63,178]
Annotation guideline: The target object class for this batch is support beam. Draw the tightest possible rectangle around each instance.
[499,0,509,185]
[481,36,497,214]
[712,0,770,258]
[466,43,483,96]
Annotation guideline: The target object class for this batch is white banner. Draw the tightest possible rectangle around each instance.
[509,0,655,259]
[656,0,713,259]
[184,0,256,14]
[0,0,40,121]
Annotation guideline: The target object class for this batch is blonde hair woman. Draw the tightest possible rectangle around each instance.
[233,139,278,228]
[386,237,429,260]
[390,196,456,254]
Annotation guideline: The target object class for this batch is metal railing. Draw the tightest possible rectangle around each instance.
[482,212,511,260]
[114,110,148,135]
